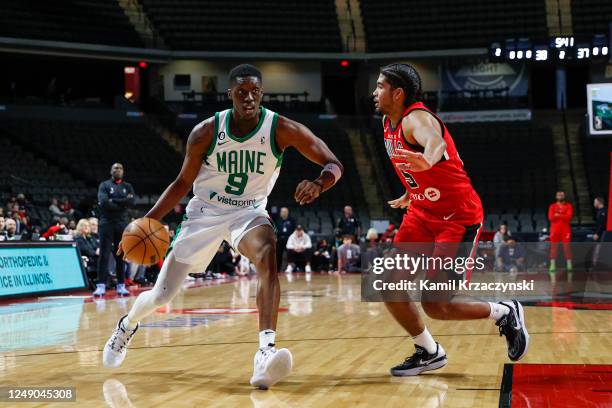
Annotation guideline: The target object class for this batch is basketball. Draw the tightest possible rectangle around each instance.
[121,218,170,266]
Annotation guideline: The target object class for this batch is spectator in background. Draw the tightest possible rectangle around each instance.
[88,217,100,248]
[0,216,7,241]
[363,228,382,271]
[591,196,607,269]
[381,224,396,242]
[49,197,65,218]
[95,163,135,297]
[593,196,607,242]
[285,225,312,273]
[5,218,20,240]
[311,239,332,272]
[166,204,184,229]
[493,224,512,259]
[366,228,379,244]
[497,236,526,273]
[67,219,77,236]
[337,235,361,273]
[42,220,69,240]
[75,219,99,283]
[207,241,239,278]
[337,205,360,238]
[548,191,573,275]
[61,197,75,217]
[275,207,296,271]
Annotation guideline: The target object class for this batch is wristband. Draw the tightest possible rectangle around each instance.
[321,163,342,184]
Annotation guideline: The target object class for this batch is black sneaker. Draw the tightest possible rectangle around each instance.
[390,343,447,376]
[496,300,530,361]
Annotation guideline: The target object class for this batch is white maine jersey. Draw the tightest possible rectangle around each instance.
[186,107,283,216]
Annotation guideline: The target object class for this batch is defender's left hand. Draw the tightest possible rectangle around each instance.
[393,148,432,172]
[294,180,323,205]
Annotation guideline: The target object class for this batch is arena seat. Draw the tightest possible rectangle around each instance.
[360,0,547,51]
[571,0,612,36]
[0,0,143,47]
[139,0,341,51]
[1,119,182,195]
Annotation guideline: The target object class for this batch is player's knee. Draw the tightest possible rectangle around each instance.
[422,301,452,319]
[253,243,277,273]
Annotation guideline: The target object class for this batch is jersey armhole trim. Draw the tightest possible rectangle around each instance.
[402,108,447,162]
[206,112,219,159]
[270,112,282,159]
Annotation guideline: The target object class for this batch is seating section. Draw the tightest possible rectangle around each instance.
[572,0,612,36]
[0,133,94,226]
[1,119,183,195]
[267,118,367,234]
[140,0,341,51]
[0,0,143,47]
[360,0,547,51]
[368,119,557,232]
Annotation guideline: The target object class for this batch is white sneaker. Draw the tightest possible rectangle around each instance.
[103,315,139,368]
[305,264,312,273]
[93,283,106,297]
[116,284,129,297]
[250,347,293,389]
[285,264,293,273]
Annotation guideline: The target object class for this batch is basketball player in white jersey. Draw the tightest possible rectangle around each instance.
[102,64,343,389]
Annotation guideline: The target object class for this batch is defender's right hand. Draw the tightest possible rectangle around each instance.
[388,192,411,209]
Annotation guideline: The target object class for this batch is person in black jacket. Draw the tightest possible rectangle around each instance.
[275,207,295,271]
[593,197,607,242]
[75,218,99,285]
[94,163,135,297]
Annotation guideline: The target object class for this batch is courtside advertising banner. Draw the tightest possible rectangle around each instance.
[0,243,87,298]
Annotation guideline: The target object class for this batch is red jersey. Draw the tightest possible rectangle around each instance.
[383,102,482,224]
[548,202,573,232]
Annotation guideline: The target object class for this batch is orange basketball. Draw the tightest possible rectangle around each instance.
[121,217,170,266]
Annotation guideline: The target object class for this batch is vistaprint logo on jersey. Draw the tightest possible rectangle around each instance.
[209,191,257,207]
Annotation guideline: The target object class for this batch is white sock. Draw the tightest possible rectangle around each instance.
[488,302,510,321]
[259,329,276,349]
[412,327,437,354]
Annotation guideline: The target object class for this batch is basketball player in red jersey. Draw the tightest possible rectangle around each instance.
[548,191,573,277]
[372,63,529,376]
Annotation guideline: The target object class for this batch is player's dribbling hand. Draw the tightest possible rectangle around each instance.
[393,148,432,172]
[294,180,322,205]
[388,192,411,209]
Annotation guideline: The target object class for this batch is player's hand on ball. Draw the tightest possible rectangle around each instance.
[393,148,432,172]
[294,180,322,205]
[388,192,411,209]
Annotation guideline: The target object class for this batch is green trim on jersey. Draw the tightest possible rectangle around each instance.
[225,107,267,143]
[206,112,220,159]
[270,112,282,159]
[275,153,284,168]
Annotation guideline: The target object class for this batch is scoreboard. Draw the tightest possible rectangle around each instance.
[490,35,609,62]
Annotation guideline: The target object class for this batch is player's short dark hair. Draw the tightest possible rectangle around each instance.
[229,64,262,84]
[380,63,422,107]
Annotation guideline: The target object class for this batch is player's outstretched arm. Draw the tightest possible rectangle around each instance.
[145,119,214,220]
[393,110,447,172]
[275,116,344,205]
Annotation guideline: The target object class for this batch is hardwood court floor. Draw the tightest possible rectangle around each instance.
[0,273,611,407]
